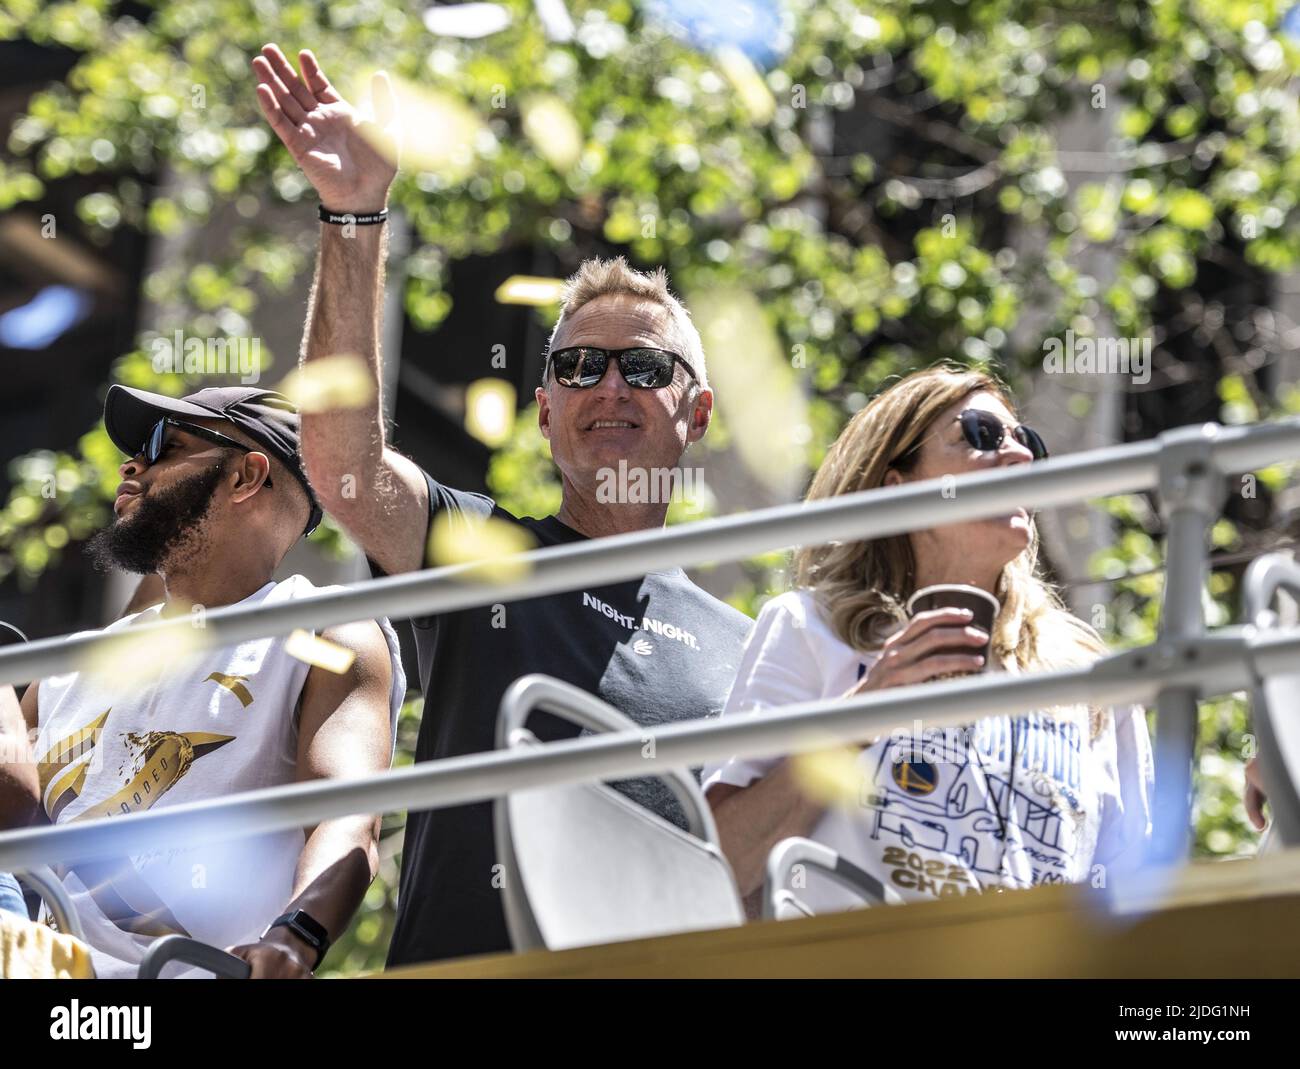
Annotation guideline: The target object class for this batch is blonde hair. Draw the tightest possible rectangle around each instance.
[547,256,708,388]
[793,364,1109,734]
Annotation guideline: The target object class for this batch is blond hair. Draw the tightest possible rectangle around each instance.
[547,256,708,388]
[793,364,1109,734]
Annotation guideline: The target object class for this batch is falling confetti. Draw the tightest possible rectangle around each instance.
[533,0,575,41]
[790,745,866,808]
[522,93,584,172]
[277,354,376,413]
[465,378,516,448]
[285,629,357,674]
[494,275,567,306]
[427,512,537,582]
[689,286,807,498]
[422,2,512,39]
[716,45,775,124]
[77,614,203,692]
[347,71,486,180]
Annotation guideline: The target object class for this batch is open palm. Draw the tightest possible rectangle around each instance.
[252,44,398,212]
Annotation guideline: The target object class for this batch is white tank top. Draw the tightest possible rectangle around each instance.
[33,574,407,978]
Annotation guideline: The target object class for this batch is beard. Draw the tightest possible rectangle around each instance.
[86,462,227,576]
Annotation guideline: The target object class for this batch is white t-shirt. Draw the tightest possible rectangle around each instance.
[702,589,1154,913]
[34,574,407,978]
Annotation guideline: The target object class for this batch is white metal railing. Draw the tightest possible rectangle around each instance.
[0,419,1292,689]
[1,418,1298,875]
[0,626,1292,873]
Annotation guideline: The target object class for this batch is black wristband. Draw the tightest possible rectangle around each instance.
[265,909,330,970]
[318,204,389,226]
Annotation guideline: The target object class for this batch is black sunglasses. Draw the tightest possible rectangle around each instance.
[140,418,274,487]
[546,346,699,390]
[958,409,1048,460]
[902,409,1049,464]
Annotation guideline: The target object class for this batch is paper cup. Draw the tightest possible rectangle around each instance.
[904,584,999,675]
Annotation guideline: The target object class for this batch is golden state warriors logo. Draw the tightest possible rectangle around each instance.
[892,756,939,796]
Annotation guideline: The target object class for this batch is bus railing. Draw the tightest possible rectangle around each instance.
[0,417,1297,872]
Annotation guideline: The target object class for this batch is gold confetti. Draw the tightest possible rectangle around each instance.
[276,354,376,413]
[689,286,808,498]
[427,512,536,583]
[494,274,567,306]
[716,46,775,124]
[465,378,516,448]
[285,629,356,675]
[790,746,865,808]
[77,613,203,691]
[346,72,486,180]
[521,93,583,171]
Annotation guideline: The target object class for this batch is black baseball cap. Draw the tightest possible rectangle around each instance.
[103,384,323,536]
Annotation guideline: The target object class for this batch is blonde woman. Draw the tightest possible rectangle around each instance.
[704,366,1153,913]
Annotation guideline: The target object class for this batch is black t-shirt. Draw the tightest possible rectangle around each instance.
[377,470,752,967]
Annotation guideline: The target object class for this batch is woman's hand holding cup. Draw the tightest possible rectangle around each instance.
[846,607,990,698]
[842,585,997,757]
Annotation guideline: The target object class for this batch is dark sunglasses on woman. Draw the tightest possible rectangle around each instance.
[545,346,699,390]
[957,409,1049,460]
[901,408,1049,464]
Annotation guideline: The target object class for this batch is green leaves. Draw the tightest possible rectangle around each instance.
[1166,188,1215,230]
[3,0,1292,955]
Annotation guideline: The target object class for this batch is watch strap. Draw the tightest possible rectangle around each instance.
[266,909,330,970]
[318,204,389,225]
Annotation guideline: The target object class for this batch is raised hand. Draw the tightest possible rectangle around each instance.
[252,44,398,213]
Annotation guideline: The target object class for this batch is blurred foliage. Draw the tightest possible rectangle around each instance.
[5,0,1300,973]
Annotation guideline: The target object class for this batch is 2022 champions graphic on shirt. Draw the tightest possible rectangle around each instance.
[703,590,1154,913]
[860,715,1096,896]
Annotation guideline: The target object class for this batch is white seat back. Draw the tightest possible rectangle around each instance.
[495,675,744,952]
[503,778,744,950]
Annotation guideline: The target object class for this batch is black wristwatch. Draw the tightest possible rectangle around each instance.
[265,910,330,970]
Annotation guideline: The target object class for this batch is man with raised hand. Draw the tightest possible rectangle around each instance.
[0,386,407,978]
[254,44,752,966]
